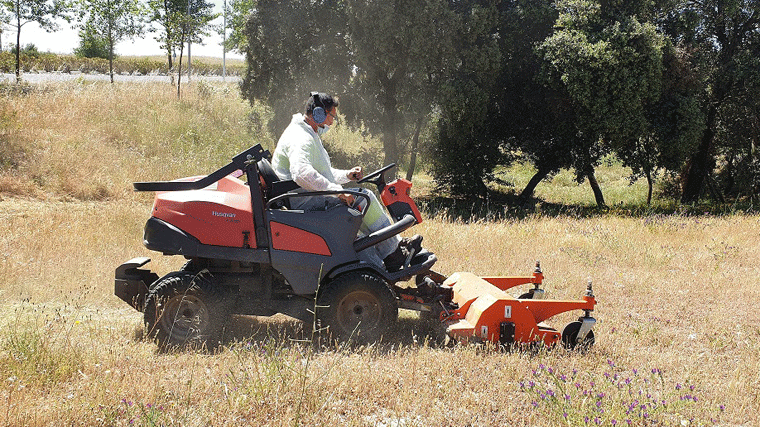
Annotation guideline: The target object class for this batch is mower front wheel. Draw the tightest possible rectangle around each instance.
[317,272,397,343]
[144,270,232,350]
[561,320,596,351]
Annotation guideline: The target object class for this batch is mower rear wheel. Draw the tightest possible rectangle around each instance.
[561,320,595,351]
[318,272,397,343]
[144,270,232,350]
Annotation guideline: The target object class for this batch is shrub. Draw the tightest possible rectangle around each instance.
[74,30,112,60]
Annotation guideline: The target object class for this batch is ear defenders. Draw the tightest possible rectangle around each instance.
[311,91,327,124]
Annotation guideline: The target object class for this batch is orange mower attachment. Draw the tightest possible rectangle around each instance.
[437,268,597,349]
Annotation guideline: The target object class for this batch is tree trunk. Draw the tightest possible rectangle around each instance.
[379,69,405,169]
[585,165,606,207]
[681,104,718,203]
[518,167,551,202]
[381,106,399,168]
[177,41,184,98]
[108,13,114,84]
[405,116,424,181]
[15,3,21,83]
[164,0,173,70]
[751,138,759,203]
[646,168,653,205]
[705,172,725,203]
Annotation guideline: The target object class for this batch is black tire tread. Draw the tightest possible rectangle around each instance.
[317,271,397,343]
[144,270,232,350]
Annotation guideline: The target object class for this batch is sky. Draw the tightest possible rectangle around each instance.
[2,0,244,60]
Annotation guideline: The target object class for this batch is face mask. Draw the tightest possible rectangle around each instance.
[317,124,330,136]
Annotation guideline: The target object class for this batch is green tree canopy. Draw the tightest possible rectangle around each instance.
[536,0,666,205]
[76,0,146,82]
[1,0,71,82]
[343,0,459,166]
[74,26,111,59]
[240,0,352,135]
[672,0,760,203]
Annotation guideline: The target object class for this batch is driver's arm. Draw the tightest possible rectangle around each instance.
[289,142,344,192]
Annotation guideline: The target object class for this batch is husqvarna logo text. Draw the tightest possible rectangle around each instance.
[212,211,236,218]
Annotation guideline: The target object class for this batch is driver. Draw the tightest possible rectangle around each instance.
[271,92,421,271]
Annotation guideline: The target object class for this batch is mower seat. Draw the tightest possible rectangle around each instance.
[257,158,299,208]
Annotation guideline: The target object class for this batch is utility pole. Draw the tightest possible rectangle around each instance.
[186,0,192,83]
[222,0,226,81]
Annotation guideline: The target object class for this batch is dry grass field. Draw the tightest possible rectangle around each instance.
[1,81,758,426]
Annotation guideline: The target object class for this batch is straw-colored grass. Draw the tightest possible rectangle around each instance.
[1,81,757,425]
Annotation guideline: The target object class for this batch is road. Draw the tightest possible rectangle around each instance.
[0,72,241,84]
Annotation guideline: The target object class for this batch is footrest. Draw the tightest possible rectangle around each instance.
[386,250,437,282]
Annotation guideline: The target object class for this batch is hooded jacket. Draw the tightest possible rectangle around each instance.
[271,113,350,192]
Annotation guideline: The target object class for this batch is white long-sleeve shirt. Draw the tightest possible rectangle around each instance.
[271,114,350,192]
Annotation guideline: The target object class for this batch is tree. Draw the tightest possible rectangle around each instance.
[1,0,71,82]
[536,0,666,206]
[240,0,352,134]
[1,8,9,52]
[343,0,459,167]
[222,0,252,54]
[673,0,760,203]
[149,0,176,68]
[488,0,571,202]
[240,0,458,171]
[173,0,216,96]
[429,0,504,198]
[148,0,183,69]
[77,0,145,83]
[74,26,111,58]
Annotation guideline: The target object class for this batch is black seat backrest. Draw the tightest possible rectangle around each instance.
[257,158,279,197]
[256,158,299,208]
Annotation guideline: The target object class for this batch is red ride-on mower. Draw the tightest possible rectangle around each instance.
[115,145,597,349]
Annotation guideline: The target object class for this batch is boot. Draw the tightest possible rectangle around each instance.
[383,244,408,272]
[400,234,423,253]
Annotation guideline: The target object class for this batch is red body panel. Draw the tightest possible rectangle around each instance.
[151,175,256,248]
[380,179,423,224]
[270,222,331,256]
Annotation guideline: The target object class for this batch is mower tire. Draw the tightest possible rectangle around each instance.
[317,271,397,343]
[144,270,232,350]
[561,320,595,351]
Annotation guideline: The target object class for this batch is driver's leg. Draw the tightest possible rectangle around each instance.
[356,189,401,261]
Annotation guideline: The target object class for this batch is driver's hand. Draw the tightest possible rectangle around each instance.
[347,166,363,181]
[338,193,355,206]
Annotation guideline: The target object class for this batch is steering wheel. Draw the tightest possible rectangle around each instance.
[357,163,396,190]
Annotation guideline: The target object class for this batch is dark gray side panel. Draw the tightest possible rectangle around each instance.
[267,206,363,295]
